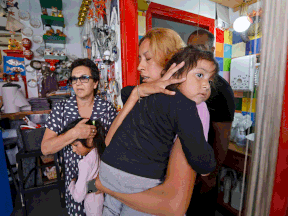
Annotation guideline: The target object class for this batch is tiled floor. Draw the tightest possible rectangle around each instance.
[11,189,67,216]
[10,184,226,216]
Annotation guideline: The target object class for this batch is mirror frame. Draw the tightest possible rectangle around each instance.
[146,2,215,34]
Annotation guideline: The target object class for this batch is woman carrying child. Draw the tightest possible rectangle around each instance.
[99,44,219,215]
[41,59,117,216]
[95,28,214,216]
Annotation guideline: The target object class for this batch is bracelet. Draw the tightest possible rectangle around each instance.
[137,85,141,103]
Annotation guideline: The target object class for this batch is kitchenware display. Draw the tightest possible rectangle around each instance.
[18,10,30,21]
[22,27,33,37]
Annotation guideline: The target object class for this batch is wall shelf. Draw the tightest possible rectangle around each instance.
[43,35,66,44]
[41,15,64,28]
[39,0,62,10]
[44,55,66,60]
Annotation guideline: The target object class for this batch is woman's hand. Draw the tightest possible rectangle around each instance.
[138,61,186,97]
[72,119,97,140]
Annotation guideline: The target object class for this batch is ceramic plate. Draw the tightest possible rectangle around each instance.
[32,35,43,44]
[18,10,30,21]
[30,18,41,28]
[22,27,33,37]
[27,79,37,88]
[25,64,35,73]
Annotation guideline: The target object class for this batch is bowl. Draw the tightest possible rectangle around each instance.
[26,114,49,124]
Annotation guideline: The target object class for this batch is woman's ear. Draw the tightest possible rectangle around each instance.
[87,138,94,147]
[94,81,99,89]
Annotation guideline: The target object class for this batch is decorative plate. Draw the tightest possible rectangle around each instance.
[22,27,33,37]
[30,18,41,28]
[18,10,30,21]
[25,64,35,73]
[27,79,37,88]
[32,35,43,44]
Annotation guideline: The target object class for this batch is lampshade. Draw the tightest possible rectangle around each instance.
[233,16,252,32]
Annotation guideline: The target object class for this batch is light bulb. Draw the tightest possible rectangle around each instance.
[233,16,252,32]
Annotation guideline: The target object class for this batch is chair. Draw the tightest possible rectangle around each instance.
[3,136,19,193]
[16,127,65,216]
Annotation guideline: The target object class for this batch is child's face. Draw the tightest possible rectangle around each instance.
[71,139,93,156]
[178,59,215,105]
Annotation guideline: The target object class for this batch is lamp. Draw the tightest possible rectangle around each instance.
[233,1,253,33]
[233,16,252,32]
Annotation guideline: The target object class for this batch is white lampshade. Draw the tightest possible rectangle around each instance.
[233,16,252,32]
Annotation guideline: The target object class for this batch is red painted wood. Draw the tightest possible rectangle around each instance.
[120,0,139,87]
[216,28,224,43]
[146,2,215,35]
[270,48,288,216]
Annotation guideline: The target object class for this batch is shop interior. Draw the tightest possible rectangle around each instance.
[0,0,287,215]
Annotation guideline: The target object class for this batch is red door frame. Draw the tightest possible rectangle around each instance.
[270,49,288,216]
[120,1,215,87]
[146,2,215,34]
[120,0,138,87]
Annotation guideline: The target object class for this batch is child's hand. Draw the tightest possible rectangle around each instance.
[138,62,186,97]
[71,178,76,182]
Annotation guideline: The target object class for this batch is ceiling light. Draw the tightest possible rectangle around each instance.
[233,16,252,32]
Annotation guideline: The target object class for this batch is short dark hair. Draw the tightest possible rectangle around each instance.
[188,29,215,51]
[70,58,100,83]
[163,45,219,91]
[59,118,106,158]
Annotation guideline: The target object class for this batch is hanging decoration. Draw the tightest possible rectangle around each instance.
[87,0,107,23]
[77,0,92,26]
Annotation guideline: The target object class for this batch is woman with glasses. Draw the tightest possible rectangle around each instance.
[41,58,117,216]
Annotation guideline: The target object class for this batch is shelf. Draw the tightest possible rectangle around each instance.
[43,35,66,44]
[3,50,24,57]
[229,142,251,157]
[44,55,66,60]
[41,15,64,27]
[39,0,62,10]
[0,110,51,120]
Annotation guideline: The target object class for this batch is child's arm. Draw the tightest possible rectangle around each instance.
[96,139,196,216]
[196,102,210,141]
[68,161,90,203]
[105,63,186,146]
[174,99,216,175]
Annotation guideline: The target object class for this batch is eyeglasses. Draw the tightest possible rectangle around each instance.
[69,75,93,84]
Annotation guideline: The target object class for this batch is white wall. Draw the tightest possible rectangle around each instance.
[17,0,84,97]
[152,0,216,19]
[18,0,82,58]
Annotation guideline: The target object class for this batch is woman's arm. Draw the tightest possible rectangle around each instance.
[96,138,196,216]
[41,119,96,155]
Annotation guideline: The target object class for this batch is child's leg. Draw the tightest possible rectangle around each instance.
[102,194,123,216]
[99,162,162,215]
